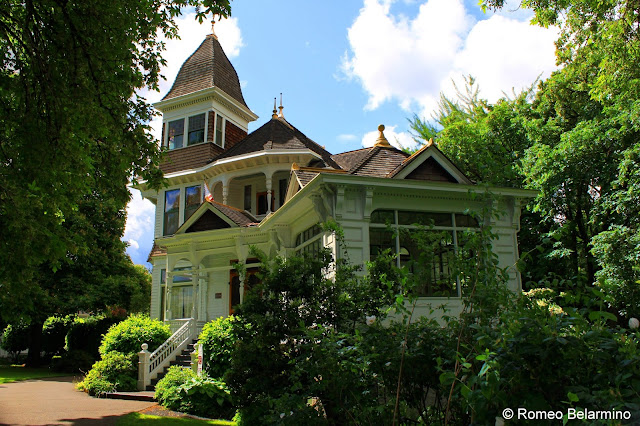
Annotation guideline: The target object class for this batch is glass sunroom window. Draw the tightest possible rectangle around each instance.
[188,114,205,145]
[164,189,180,235]
[369,210,479,297]
[168,119,184,149]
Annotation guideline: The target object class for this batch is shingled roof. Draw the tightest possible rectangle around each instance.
[346,146,410,177]
[163,34,248,108]
[213,117,340,168]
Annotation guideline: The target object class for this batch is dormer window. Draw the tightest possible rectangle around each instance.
[188,114,205,145]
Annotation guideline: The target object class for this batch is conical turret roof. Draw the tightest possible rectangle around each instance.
[163,34,248,108]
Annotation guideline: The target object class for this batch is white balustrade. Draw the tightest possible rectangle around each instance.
[138,318,197,390]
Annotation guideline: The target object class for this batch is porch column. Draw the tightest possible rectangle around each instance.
[165,271,173,320]
[191,265,198,319]
[222,178,229,205]
[238,267,247,304]
[266,171,274,214]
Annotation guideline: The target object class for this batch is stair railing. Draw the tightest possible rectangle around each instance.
[138,318,196,390]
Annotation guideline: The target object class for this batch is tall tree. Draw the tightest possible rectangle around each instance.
[0,0,231,364]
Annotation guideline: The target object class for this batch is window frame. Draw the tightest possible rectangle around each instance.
[184,184,203,221]
[187,113,206,146]
[164,111,211,150]
[368,210,480,298]
[294,224,324,256]
[163,188,181,236]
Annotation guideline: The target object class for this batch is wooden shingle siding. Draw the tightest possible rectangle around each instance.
[160,142,224,174]
[405,157,458,183]
[224,120,247,150]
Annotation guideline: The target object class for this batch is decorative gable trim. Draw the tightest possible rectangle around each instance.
[389,143,472,184]
[175,202,238,235]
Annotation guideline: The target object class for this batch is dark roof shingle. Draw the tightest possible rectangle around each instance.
[163,35,248,108]
[348,146,410,177]
[213,118,339,168]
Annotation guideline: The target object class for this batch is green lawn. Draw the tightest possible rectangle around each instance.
[0,365,69,384]
[116,412,235,425]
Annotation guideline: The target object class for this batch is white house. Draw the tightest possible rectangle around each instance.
[136,28,535,332]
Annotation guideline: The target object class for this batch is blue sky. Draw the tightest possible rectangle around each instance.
[124,0,558,266]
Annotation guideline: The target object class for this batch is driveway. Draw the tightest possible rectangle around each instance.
[0,376,155,425]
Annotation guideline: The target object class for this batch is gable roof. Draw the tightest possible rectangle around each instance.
[176,201,258,234]
[213,117,339,168]
[162,34,248,108]
[388,140,473,184]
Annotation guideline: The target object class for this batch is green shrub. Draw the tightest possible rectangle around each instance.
[77,352,137,396]
[155,367,234,420]
[1,323,29,363]
[65,315,120,358]
[42,315,74,356]
[51,350,95,374]
[198,316,246,379]
[99,314,170,356]
[155,366,197,411]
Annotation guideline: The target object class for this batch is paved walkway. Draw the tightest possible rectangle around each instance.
[0,376,155,425]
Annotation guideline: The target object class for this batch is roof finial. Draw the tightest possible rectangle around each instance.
[374,124,391,147]
[211,15,218,39]
[278,93,284,118]
[272,97,278,119]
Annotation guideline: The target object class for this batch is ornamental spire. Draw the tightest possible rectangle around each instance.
[272,98,278,119]
[374,124,391,147]
[278,93,285,118]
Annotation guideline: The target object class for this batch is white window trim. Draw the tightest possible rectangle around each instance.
[164,110,210,149]
[369,210,481,298]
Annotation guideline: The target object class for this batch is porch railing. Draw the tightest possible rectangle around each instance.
[137,318,196,390]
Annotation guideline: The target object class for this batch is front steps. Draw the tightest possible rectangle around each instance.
[145,339,197,391]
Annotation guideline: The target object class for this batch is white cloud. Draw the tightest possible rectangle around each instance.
[337,134,358,142]
[361,125,415,150]
[342,0,558,118]
[123,188,155,262]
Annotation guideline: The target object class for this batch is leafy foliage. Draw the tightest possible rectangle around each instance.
[77,352,137,396]
[0,0,231,367]
[198,315,246,380]
[156,367,235,420]
[1,323,29,363]
[155,366,197,410]
[65,315,121,359]
[42,315,74,356]
[98,314,170,356]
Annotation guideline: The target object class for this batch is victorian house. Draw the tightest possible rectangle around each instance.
[135,27,534,388]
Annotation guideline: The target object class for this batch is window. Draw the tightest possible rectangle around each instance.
[244,185,252,211]
[278,178,288,208]
[170,267,193,319]
[295,224,323,256]
[184,185,202,221]
[369,210,479,297]
[215,114,224,147]
[164,189,180,235]
[168,119,184,149]
[188,114,205,145]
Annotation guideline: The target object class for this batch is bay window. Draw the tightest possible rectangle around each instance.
[164,189,180,235]
[185,185,202,221]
